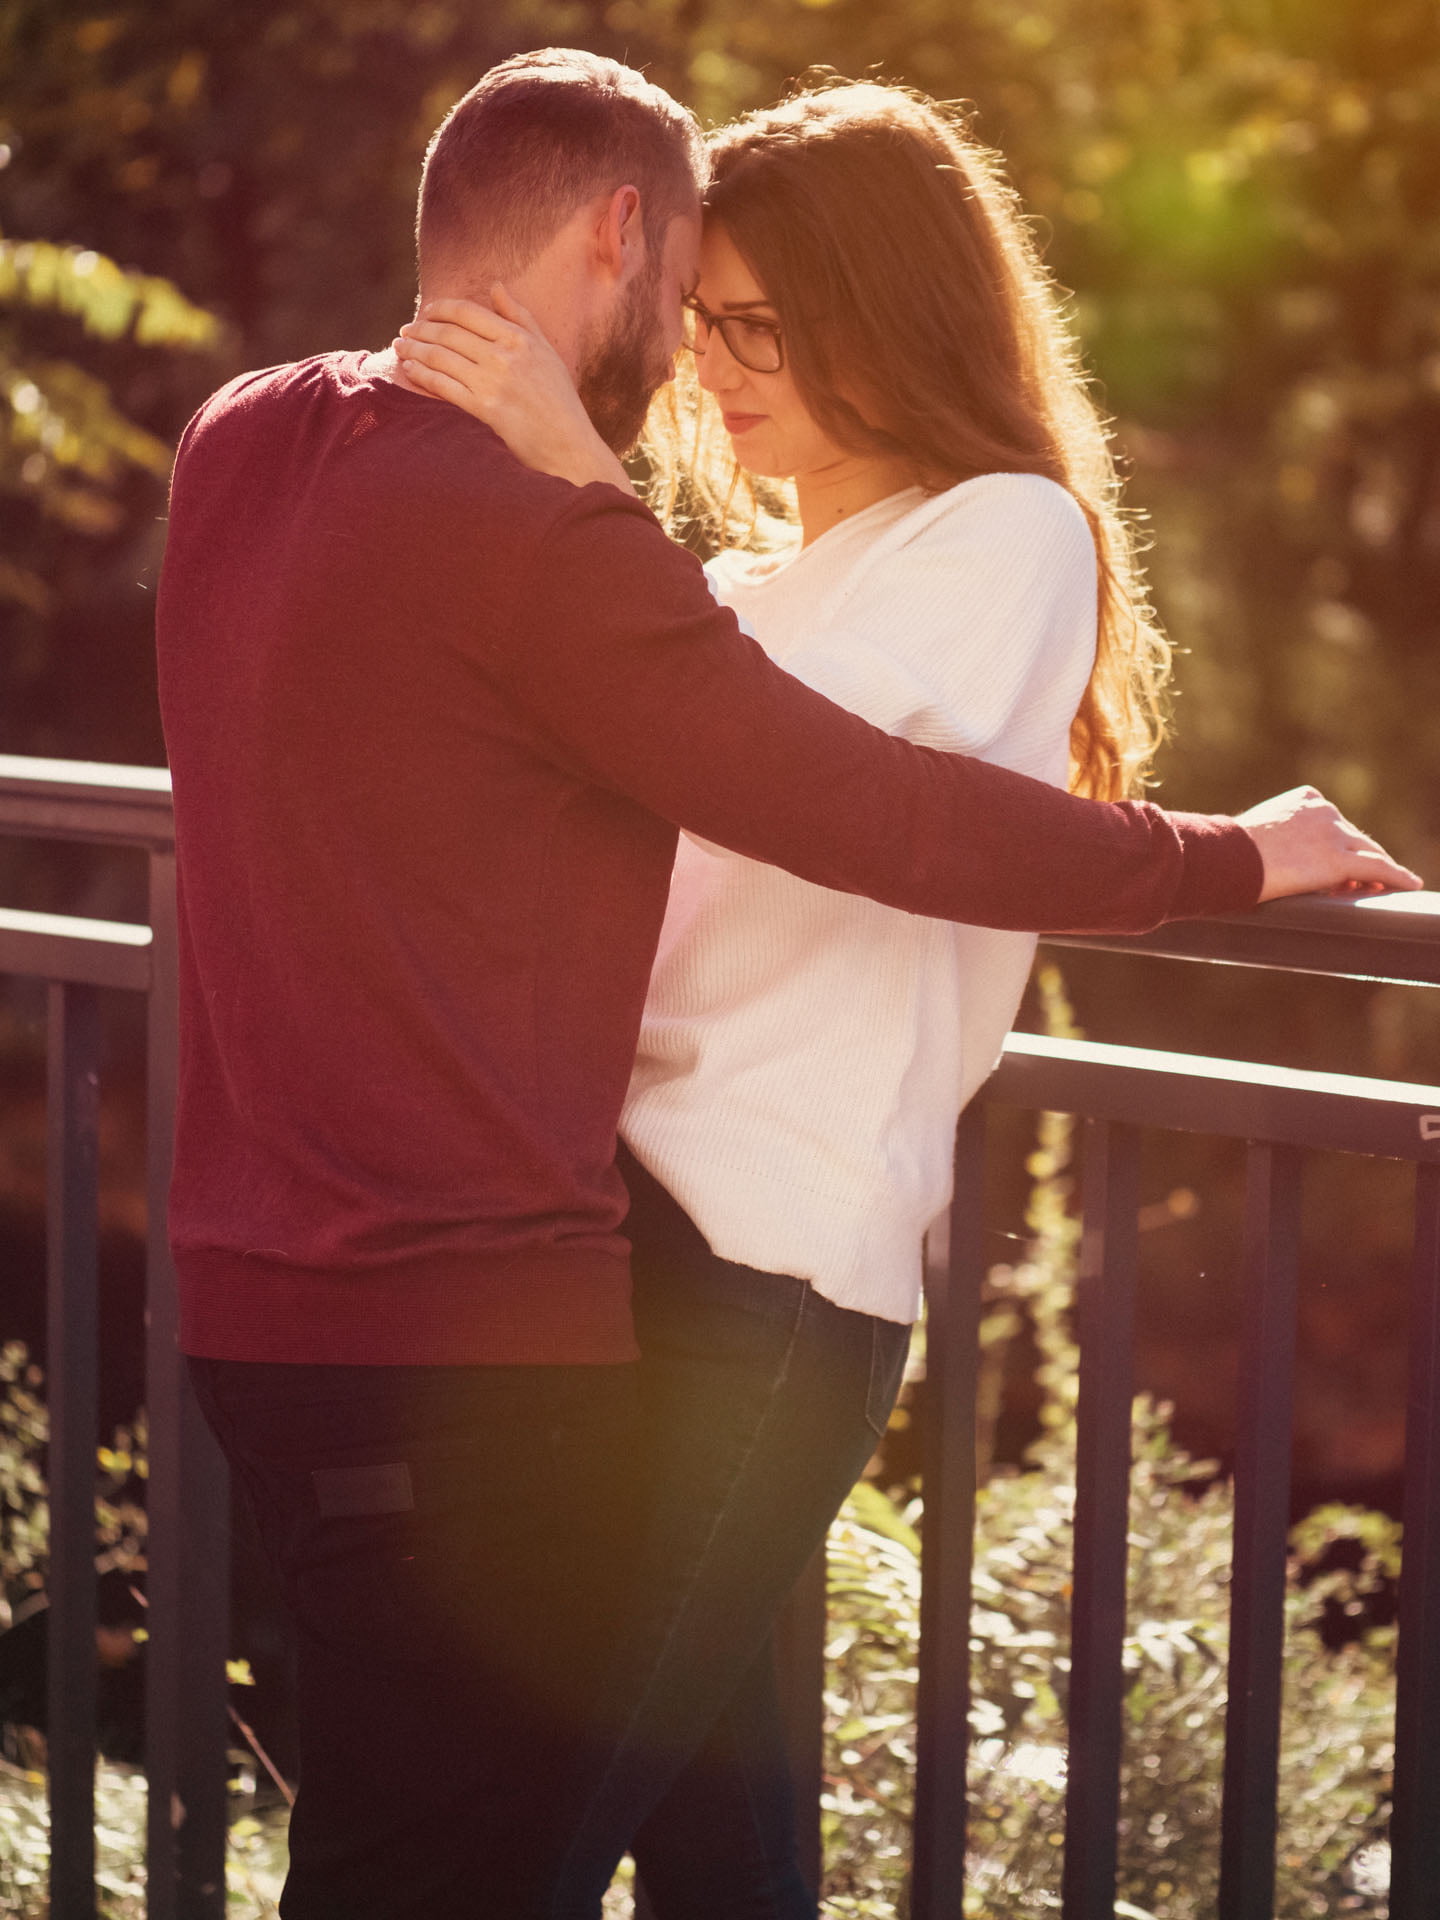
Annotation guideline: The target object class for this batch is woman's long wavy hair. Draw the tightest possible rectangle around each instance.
[645,79,1171,799]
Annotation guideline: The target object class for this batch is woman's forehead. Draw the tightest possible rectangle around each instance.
[696,224,771,306]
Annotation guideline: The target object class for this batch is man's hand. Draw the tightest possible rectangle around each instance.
[1240,786,1422,901]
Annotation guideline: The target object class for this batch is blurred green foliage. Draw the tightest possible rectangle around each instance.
[2,0,1435,832]
[0,1344,48,1620]
[0,235,218,608]
[0,1344,279,1917]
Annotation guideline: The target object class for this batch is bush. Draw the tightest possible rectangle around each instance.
[823,1409,1396,1918]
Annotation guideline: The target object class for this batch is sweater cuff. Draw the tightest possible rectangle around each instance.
[1164,813,1265,922]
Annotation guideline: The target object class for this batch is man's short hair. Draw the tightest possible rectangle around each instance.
[418,49,707,282]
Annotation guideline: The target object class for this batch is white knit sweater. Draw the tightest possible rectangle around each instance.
[620,472,1098,1325]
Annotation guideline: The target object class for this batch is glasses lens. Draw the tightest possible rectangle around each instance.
[725,318,783,374]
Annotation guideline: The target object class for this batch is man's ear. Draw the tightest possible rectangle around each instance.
[594,184,644,283]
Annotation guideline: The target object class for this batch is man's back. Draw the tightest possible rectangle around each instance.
[159,353,674,1365]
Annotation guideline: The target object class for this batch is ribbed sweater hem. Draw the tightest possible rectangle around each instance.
[625,1123,930,1327]
[176,1244,638,1366]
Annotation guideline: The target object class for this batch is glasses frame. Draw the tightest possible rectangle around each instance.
[681,297,786,375]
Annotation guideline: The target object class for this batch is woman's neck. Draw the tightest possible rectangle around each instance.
[794,453,916,547]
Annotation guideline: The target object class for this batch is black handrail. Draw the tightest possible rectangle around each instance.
[1053,887,1440,987]
[4,754,1440,1920]
[0,755,229,1920]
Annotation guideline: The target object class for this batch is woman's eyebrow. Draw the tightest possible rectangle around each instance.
[719,298,779,315]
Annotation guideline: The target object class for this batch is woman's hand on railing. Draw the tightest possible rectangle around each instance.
[391,290,633,495]
[1241,785,1423,900]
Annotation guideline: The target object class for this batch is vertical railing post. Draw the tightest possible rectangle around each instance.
[46,979,102,1920]
[1061,1118,1140,1920]
[1391,1159,1440,1919]
[1218,1141,1303,1919]
[913,1097,986,1919]
[143,848,230,1920]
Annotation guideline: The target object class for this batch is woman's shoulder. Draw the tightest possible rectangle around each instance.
[892,471,1092,555]
[827,475,1094,627]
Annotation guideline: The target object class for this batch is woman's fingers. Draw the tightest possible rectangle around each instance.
[411,296,517,342]
[390,290,623,488]
[394,356,480,410]
[392,336,497,417]
[1332,815,1423,889]
[398,318,513,369]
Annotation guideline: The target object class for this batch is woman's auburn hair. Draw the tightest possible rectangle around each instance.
[644,78,1172,801]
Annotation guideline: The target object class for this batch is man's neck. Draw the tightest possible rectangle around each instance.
[416,266,585,383]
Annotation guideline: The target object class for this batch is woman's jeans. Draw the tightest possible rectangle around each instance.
[546,1148,911,1918]
[189,1153,910,1919]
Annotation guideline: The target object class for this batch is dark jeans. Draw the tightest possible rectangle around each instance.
[189,1354,645,1919]
[542,1149,912,1918]
[191,1161,910,1919]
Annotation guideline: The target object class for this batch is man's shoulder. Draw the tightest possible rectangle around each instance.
[178,351,504,506]
[174,349,673,573]
[173,352,359,486]
[182,349,362,439]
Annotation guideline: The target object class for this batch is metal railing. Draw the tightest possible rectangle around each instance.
[0,755,229,1920]
[3,750,1438,1918]
[761,889,1440,1919]
[917,896,1440,1919]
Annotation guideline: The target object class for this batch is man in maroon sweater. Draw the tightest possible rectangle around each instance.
[157,48,1417,1920]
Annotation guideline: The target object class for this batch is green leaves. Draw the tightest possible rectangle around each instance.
[0,1342,147,1629]
[0,240,219,351]
[0,1342,49,1607]
[0,233,221,591]
[1,353,174,535]
[823,1402,1397,1917]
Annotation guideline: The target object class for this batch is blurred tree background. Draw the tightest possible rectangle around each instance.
[1,0,1438,1501]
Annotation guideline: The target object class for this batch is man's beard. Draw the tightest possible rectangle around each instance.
[575,252,670,455]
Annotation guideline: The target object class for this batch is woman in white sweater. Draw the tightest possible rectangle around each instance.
[396,80,1177,1918]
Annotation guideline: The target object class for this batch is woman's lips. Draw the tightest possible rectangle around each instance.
[722,412,767,435]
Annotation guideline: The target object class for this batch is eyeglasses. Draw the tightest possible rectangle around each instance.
[681,298,785,374]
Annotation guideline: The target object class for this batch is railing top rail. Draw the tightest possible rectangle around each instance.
[0,754,172,795]
[0,753,1434,979]
[0,904,153,992]
[0,753,174,850]
[1050,890,1440,988]
[1237,889,1440,941]
[991,1030,1440,1161]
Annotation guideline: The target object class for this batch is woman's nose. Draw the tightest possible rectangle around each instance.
[695,333,744,393]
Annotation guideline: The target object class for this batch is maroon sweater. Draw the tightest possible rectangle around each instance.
[156,352,1261,1366]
